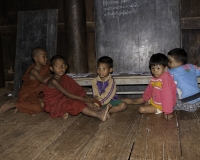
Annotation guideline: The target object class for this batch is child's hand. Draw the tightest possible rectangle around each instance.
[144,101,149,105]
[86,102,100,111]
[164,113,173,120]
[44,74,52,83]
[86,102,94,109]
[85,97,96,102]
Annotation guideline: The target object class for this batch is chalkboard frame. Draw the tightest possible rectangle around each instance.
[95,0,181,73]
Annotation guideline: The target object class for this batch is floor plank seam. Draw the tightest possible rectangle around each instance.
[128,114,142,160]
[175,111,183,159]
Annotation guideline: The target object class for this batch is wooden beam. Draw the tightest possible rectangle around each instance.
[0,24,65,36]
[0,23,95,36]
[73,75,152,86]
[86,22,95,32]
[63,0,88,73]
[0,37,5,87]
[182,17,200,29]
[58,22,94,33]
[0,25,17,36]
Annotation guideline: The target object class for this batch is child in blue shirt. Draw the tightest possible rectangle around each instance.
[168,48,200,112]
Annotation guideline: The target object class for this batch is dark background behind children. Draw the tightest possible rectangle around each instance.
[0,0,200,99]
[2,0,199,81]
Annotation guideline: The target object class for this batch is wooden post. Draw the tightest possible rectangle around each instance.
[63,0,88,73]
[0,37,5,88]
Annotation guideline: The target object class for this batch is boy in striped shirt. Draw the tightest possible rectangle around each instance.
[92,56,127,114]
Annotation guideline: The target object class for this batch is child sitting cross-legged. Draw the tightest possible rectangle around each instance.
[0,47,51,114]
[123,53,177,120]
[168,48,200,112]
[92,56,127,114]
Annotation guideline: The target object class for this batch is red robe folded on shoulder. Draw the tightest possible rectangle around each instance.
[15,63,50,114]
[43,74,87,118]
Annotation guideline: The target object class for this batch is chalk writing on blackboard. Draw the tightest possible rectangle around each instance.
[103,0,139,18]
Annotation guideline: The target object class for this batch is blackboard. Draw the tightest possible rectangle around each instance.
[95,0,180,72]
[13,9,58,97]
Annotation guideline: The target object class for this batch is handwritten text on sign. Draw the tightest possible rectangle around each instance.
[103,0,139,18]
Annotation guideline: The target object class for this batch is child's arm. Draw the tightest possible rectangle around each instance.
[48,78,90,102]
[142,83,153,102]
[29,68,51,84]
[161,75,176,116]
[91,79,101,99]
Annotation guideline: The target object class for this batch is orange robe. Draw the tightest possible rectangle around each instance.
[43,74,87,118]
[15,63,50,114]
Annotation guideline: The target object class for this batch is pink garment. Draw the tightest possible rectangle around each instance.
[142,72,176,114]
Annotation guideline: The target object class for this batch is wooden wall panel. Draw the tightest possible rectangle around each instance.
[181,0,192,18]
[181,0,200,17]
[0,37,5,87]
[37,0,64,23]
[57,34,67,62]
[182,30,200,64]
[0,0,6,25]
[86,0,94,22]
[86,0,96,73]
[1,36,16,71]
[181,0,200,65]
[87,32,96,73]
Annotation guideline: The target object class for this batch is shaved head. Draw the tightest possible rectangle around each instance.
[31,47,46,60]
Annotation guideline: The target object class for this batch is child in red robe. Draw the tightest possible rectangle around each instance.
[0,47,51,114]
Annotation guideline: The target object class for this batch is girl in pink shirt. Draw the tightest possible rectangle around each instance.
[123,53,176,120]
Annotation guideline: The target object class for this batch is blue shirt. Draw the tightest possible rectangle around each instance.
[169,64,200,103]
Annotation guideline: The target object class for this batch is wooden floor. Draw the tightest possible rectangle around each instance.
[1,87,200,160]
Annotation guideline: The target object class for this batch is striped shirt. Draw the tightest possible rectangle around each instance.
[92,74,117,105]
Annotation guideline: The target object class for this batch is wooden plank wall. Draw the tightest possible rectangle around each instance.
[181,0,200,65]
[85,0,96,73]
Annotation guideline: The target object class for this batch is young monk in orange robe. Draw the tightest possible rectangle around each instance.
[0,47,51,114]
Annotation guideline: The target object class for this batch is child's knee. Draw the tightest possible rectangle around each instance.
[120,102,127,110]
[138,107,145,113]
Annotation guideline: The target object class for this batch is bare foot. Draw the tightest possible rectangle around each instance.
[14,108,18,114]
[93,104,100,111]
[40,102,44,108]
[107,112,110,119]
[63,113,69,120]
[86,102,100,111]
[106,103,112,119]
[0,101,16,114]
[97,103,111,121]
[39,98,44,108]
[107,103,112,109]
